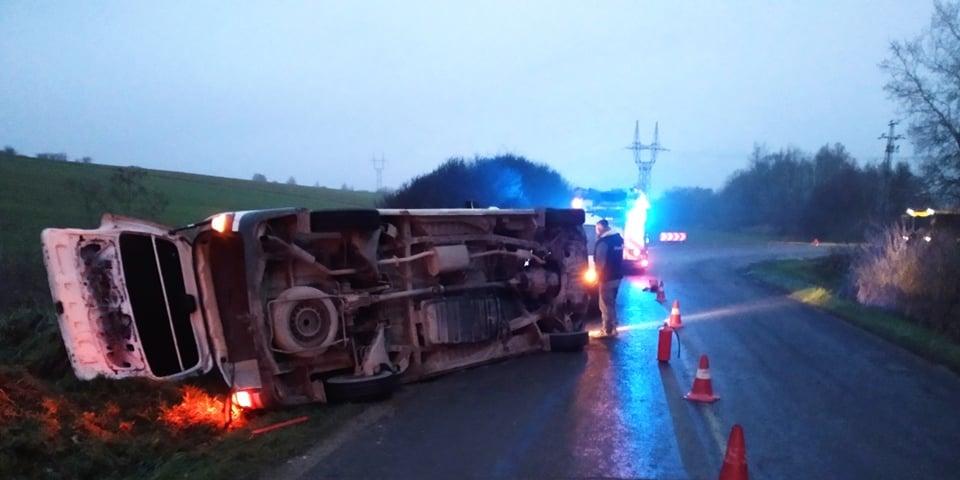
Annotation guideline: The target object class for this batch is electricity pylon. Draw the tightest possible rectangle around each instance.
[372,155,386,191]
[626,121,668,194]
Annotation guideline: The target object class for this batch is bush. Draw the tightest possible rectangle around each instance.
[0,250,50,312]
[381,154,572,209]
[0,306,69,379]
[852,224,960,340]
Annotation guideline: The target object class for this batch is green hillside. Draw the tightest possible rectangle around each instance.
[0,155,376,249]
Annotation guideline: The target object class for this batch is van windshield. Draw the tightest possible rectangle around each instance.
[118,233,200,377]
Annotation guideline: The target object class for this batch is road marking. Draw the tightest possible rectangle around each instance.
[264,402,397,480]
[700,405,727,456]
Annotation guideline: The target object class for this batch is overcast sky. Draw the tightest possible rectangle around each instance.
[0,1,933,195]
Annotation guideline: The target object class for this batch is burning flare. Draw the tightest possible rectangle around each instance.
[160,386,244,430]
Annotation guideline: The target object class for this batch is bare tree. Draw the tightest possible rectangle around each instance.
[882,1,960,203]
[252,173,268,182]
[286,176,297,185]
[65,166,168,224]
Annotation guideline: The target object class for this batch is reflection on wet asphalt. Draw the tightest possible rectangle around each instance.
[292,244,960,480]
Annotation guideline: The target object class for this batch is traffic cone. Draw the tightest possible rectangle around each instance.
[684,354,719,402]
[655,282,666,303]
[667,299,682,328]
[718,424,748,480]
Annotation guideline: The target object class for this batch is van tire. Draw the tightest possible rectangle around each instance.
[548,331,589,352]
[325,370,400,403]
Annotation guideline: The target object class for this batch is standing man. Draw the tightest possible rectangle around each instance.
[594,219,624,337]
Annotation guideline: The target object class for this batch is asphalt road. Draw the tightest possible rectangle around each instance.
[279,242,960,480]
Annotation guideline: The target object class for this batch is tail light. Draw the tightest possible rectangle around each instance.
[231,389,263,409]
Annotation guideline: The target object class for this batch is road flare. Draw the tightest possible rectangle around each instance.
[667,299,683,328]
[718,424,749,480]
[684,354,719,402]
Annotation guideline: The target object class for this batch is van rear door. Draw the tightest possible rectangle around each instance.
[41,214,213,381]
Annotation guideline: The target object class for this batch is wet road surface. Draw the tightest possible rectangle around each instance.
[281,243,960,479]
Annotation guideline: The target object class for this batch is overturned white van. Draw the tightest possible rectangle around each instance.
[41,208,591,407]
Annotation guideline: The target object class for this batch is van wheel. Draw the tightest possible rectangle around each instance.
[325,370,400,403]
[548,331,589,352]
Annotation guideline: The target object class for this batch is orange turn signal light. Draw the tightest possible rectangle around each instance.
[210,213,235,234]
[583,267,598,285]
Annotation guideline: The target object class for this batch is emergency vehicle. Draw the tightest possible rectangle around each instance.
[572,188,651,274]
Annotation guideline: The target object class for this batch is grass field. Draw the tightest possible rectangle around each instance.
[0,155,379,479]
[746,255,960,374]
[0,154,377,258]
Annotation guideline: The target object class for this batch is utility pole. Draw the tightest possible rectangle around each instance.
[877,120,904,218]
[879,120,903,165]
[625,121,669,194]
[372,155,386,191]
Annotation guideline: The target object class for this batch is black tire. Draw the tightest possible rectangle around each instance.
[325,370,400,403]
[548,330,589,352]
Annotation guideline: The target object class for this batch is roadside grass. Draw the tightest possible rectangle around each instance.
[143,401,367,480]
[746,255,960,374]
[0,354,368,480]
[0,155,380,478]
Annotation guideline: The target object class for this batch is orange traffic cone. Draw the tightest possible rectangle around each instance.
[684,354,719,402]
[667,299,683,328]
[718,424,748,480]
[655,282,666,303]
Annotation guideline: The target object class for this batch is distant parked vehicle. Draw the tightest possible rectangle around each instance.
[902,208,960,243]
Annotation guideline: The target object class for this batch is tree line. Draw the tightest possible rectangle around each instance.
[1,146,93,163]
[650,144,928,241]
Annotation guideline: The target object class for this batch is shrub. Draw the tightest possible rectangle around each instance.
[381,154,572,209]
[852,224,960,340]
[0,306,69,379]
